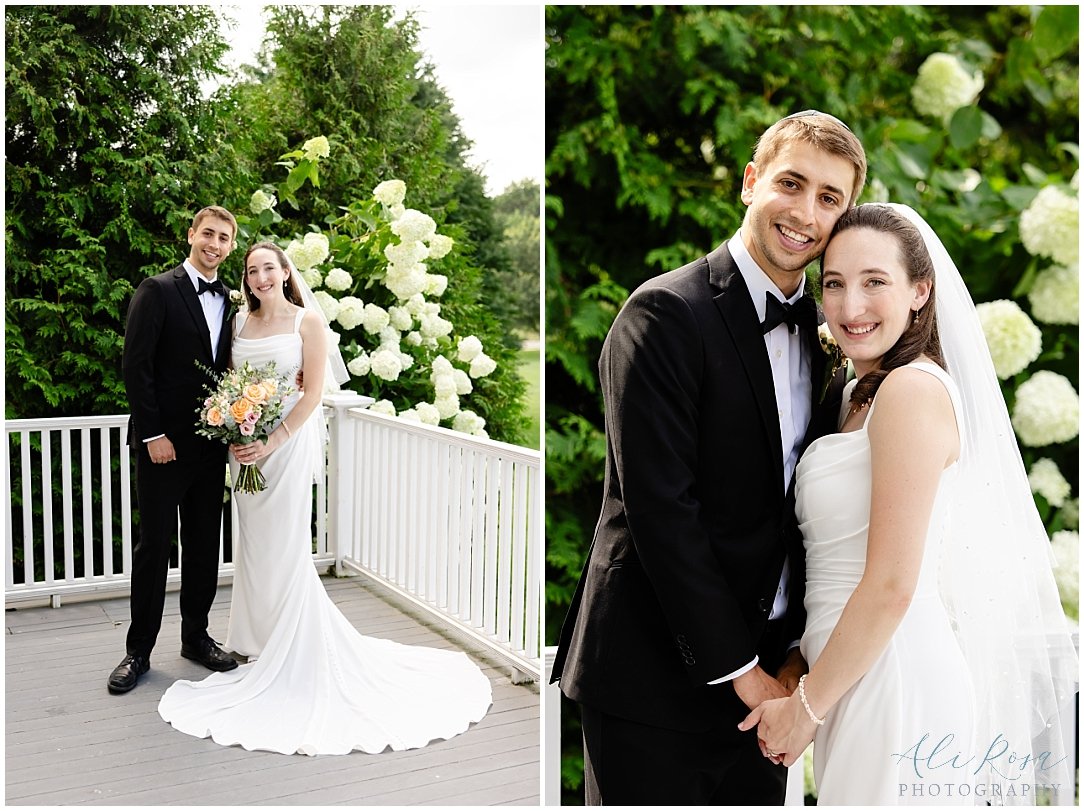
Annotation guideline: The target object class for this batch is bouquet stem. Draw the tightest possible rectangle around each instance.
[234,463,267,494]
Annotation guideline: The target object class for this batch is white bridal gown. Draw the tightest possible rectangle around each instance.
[796,363,975,805]
[159,310,492,755]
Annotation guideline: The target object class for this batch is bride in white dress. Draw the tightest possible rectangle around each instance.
[741,205,1076,805]
[158,242,492,755]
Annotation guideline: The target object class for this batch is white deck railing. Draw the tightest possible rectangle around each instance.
[5,393,542,680]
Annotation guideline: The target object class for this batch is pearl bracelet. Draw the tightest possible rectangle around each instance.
[798,674,825,726]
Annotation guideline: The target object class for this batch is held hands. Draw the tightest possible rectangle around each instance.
[738,693,817,768]
[775,648,808,694]
[731,665,788,711]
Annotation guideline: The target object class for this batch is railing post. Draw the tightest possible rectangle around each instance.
[322,392,373,576]
[544,646,561,805]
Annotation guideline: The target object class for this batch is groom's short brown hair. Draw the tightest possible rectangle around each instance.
[191,205,238,241]
[752,112,867,207]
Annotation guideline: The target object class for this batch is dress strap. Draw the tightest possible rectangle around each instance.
[868,361,962,434]
[235,311,248,338]
[293,308,306,333]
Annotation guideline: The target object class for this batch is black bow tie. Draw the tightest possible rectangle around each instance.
[761,292,816,335]
[197,278,224,297]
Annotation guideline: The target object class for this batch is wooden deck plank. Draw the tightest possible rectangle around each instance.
[5,574,539,806]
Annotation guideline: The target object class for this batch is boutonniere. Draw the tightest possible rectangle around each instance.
[226,289,246,321]
[818,322,848,403]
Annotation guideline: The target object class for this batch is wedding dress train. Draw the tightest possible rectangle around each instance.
[159,311,492,755]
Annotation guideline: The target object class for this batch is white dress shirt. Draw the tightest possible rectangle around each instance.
[710,230,812,683]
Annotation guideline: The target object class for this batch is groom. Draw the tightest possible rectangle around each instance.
[108,205,241,694]
[551,112,866,804]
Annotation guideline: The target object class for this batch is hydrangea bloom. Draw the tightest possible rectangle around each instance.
[285,232,330,271]
[373,179,407,208]
[1028,458,1072,507]
[453,409,486,436]
[976,300,1042,378]
[249,190,276,214]
[1062,498,1079,531]
[452,368,472,396]
[324,267,353,292]
[300,267,323,289]
[397,408,421,423]
[428,233,454,260]
[302,136,330,162]
[388,306,413,331]
[432,371,457,398]
[911,52,984,120]
[405,331,422,346]
[370,349,403,382]
[1020,186,1079,266]
[434,393,460,419]
[1050,530,1079,621]
[384,264,429,301]
[1011,370,1080,446]
[391,210,437,243]
[313,290,341,322]
[1028,264,1079,325]
[457,335,483,362]
[335,296,366,331]
[347,352,371,377]
[412,402,441,426]
[419,312,454,340]
[368,399,396,417]
[361,303,391,334]
[425,274,449,298]
[385,240,428,267]
[469,352,497,379]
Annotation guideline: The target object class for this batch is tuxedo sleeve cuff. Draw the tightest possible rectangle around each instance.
[707,655,758,685]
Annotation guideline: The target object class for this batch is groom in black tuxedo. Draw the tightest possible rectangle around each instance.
[108,205,242,694]
[551,112,866,804]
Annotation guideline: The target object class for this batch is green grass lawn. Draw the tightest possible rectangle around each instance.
[516,347,540,449]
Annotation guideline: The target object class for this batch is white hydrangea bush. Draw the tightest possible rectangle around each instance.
[1010,371,1080,447]
[911,53,984,121]
[1020,185,1079,267]
[275,178,496,438]
[1027,458,1072,507]
[975,300,1042,379]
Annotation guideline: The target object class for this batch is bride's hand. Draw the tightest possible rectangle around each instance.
[738,694,816,768]
[231,438,273,464]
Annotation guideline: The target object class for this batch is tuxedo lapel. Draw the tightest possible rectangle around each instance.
[707,243,784,488]
[214,285,233,371]
[172,265,214,362]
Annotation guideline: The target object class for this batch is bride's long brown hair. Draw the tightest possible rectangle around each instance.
[241,242,304,312]
[824,205,946,409]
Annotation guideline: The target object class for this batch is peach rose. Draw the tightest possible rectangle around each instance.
[262,379,278,396]
[205,406,225,427]
[229,398,253,423]
[244,383,269,404]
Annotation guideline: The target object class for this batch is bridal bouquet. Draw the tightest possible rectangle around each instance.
[195,361,294,494]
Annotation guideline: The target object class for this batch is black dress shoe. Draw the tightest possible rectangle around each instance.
[108,653,150,694]
[181,638,239,672]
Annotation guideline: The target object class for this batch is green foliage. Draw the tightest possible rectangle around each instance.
[546,6,1078,802]
[493,179,542,333]
[5,5,239,418]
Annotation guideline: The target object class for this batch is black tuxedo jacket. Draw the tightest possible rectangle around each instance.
[122,264,233,457]
[552,240,844,733]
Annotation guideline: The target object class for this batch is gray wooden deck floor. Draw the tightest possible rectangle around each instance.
[5,575,540,806]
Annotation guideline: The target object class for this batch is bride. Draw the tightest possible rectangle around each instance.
[741,204,1076,804]
[158,241,492,755]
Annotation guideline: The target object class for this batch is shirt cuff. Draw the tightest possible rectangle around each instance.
[143,434,166,443]
[708,655,758,685]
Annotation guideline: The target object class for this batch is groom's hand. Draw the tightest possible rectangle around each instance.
[732,665,788,711]
[146,436,176,464]
[775,648,808,694]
